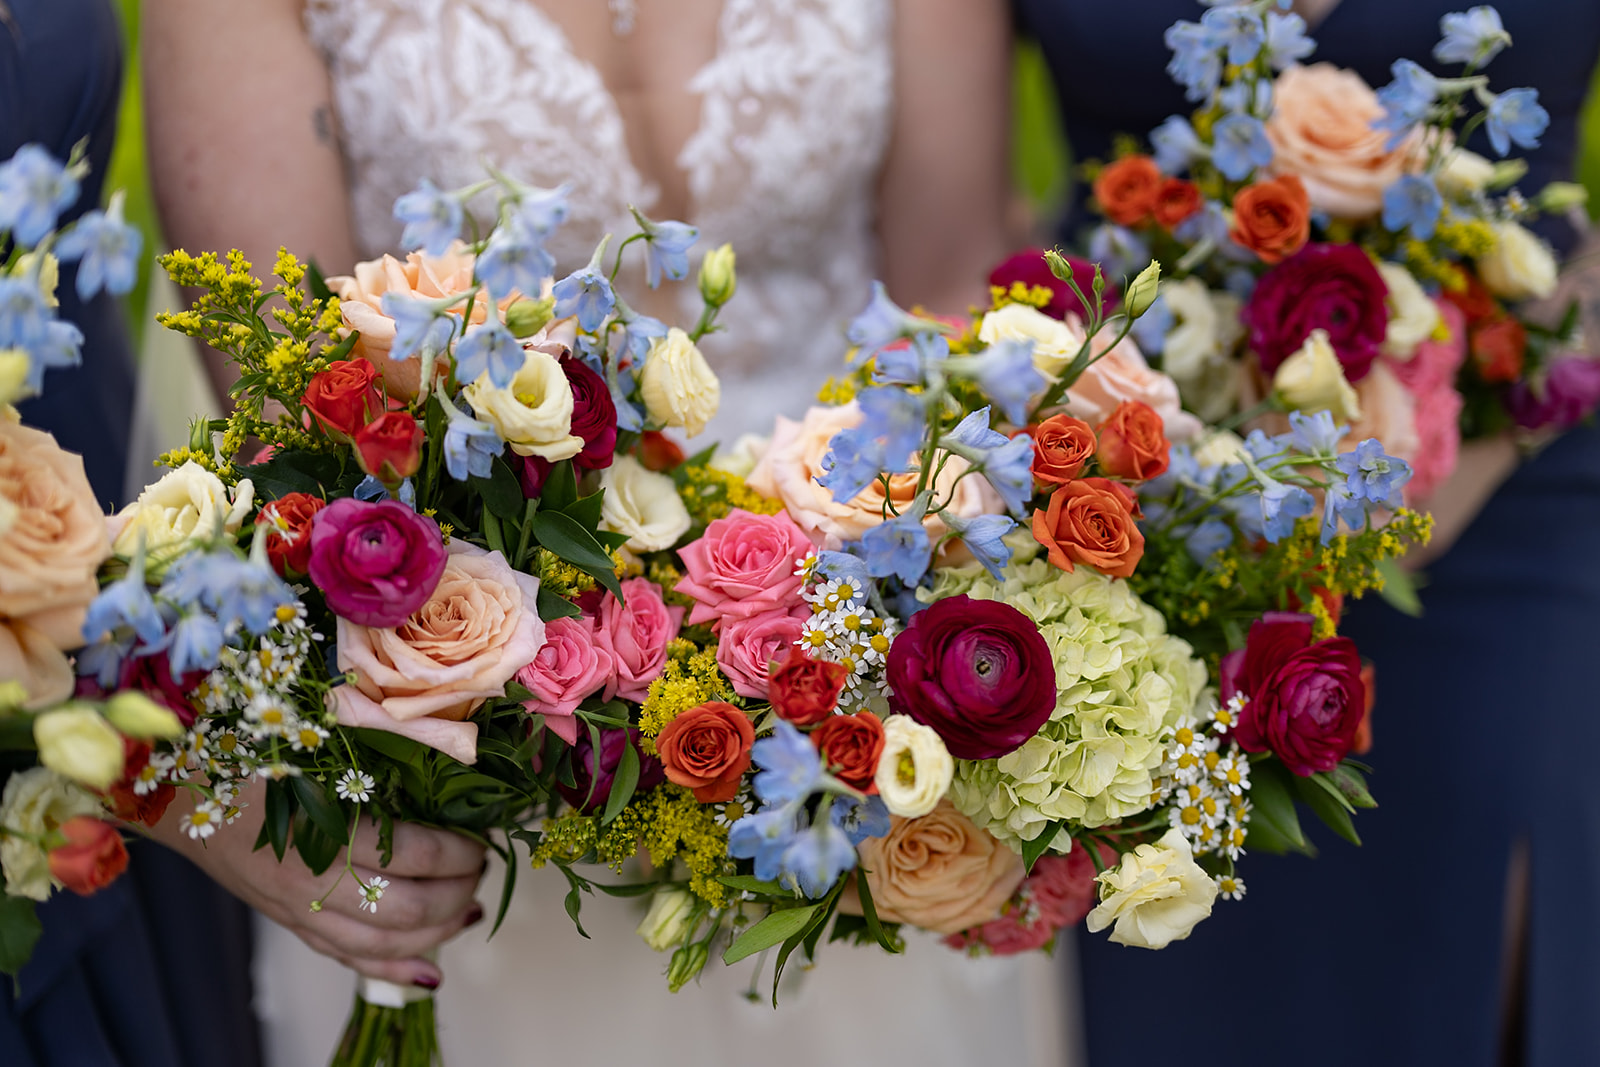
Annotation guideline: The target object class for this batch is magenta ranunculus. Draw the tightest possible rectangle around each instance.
[1508,355,1600,431]
[557,727,665,814]
[1243,243,1389,382]
[1221,611,1365,776]
[885,595,1055,760]
[307,498,448,628]
[675,508,814,627]
[987,247,1115,320]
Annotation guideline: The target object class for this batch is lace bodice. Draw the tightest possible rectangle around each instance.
[304,0,895,439]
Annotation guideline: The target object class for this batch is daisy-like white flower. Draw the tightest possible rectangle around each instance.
[336,769,376,804]
[359,876,390,912]
[256,761,303,781]
[1211,692,1247,735]
[290,722,330,752]
[1218,874,1247,901]
[133,751,177,795]
[1211,747,1251,797]
[181,800,223,840]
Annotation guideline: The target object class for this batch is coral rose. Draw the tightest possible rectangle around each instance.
[1229,175,1311,264]
[47,816,127,896]
[332,542,544,764]
[811,712,884,793]
[1096,400,1170,481]
[515,614,612,744]
[768,647,848,726]
[655,701,754,803]
[593,577,684,703]
[1030,414,1096,486]
[1265,63,1425,219]
[256,492,325,578]
[859,800,1026,935]
[1152,178,1203,229]
[302,359,384,439]
[354,412,424,483]
[675,508,813,627]
[1093,156,1163,227]
[714,605,808,701]
[1031,477,1145,578]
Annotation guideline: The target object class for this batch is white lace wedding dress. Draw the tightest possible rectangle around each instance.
[251,2,1077,1064]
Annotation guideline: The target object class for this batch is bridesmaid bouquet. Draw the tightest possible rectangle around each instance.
[1040,0,1595,510]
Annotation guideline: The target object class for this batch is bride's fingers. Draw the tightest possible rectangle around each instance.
[299,903,482,963]
[315,868,482,931]
[297,928,444,989]
[348,821,486,880]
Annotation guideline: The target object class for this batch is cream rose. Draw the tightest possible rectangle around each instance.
[333,542,545,765]
[463,346,584,460]
[1478,221,1560,302]
[1085,828,1218,949]
[1064,329,1203,442]
[0,618,74,708]
[1160,279,1245,424]
[1266,63,1425,219]
[111,461,254,568]
[0,767,103,900]
[1273,329,1363,422]
[639,327,720,438]
[0,420,111,650]
[746,404,1002,550]
[978,303,1081,379]
[874,715,955,818]
[34,705,125,790]
[1378,261,1442,360]
[598,454,692,553]
[708,433,769,480]
[858,799,1026,935]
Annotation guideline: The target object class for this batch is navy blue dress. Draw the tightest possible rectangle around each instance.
[1013,2,1600,1064]
[0,3,263,1063]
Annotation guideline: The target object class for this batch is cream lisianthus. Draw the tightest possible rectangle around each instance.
[1378,261,1442,360]
[1437,148,1495,197]
[636,886,695,951]
[639,328,720,437]
[977,302,1081,379]
[1477,221,1559,302]
[1273,330,1363,422]
[1085,827,1218,949]
[463,346,584,461]
[874,715,954,818]
[598,454,691,554]
[112,461,254,569]
[1191,429,1250,469]
[0,767,103,900]
[0,350,30,407]
[34,705,126,790]
[707,433,769,480]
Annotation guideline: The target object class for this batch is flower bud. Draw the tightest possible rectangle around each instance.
[1535,182,1589,215]
[1043,248,1075,284]
[1487,158,1528,190]
[1478,221,1559,302]
[34,705,126,790]
[666,941,711,992]
[0,679,27,710]
[697,243,737,307]
[16,251,60,308]
[103,692,184,740]
[636,886,696,952]
[354,411,425,484]
[1125,260,1162,319]
[504,295,556,338]
[1437,149,1495,197]
[0,350,29,408]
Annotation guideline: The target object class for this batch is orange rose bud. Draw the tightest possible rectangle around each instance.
[1030,415,1098,486]
[1031,477,1145,578]
[48,817,129,896]
[637,430,686,473]
[1096,400,1170,481]
[256,491,326,577]
[1471,316,1527,383]
[100,738,176,828]
[1229,175,1311,264]
[769,647,849,726]
[811,712,885,793]
[655,701,755,803]
[354,411,425,483]
[1093,155,1163,227]
[1152,177,1204,229]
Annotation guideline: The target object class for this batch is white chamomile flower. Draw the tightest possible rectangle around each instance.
[336,770,376,804]
[133,751,177,796]
[1211,693,1247,735]
[181,800,223,840]
[256,761,303,781]
[1218,874,1247,901]
[245,694,298,739]
[290,722,330,752]
[1212,749,1250,797]
[359,876,390,912]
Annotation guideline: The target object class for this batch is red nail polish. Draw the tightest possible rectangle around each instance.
[413,974,441,990]
[464,905,485,928]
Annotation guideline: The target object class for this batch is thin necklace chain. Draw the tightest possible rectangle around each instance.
[609,0,637,36]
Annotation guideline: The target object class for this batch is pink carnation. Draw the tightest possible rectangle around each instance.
[715,605,809,700]
[1389,300,1466,503]
[593,577,684,703]
[675,508,814,627]
[943,846,1101,957]
[515,615,613,744]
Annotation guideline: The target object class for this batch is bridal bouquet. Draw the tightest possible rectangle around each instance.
[1035,0,1595,509]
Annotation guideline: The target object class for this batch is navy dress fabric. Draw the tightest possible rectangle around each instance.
[1013,2,1600,1064]
[0,3,263,1064]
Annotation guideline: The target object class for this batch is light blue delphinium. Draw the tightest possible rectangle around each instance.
[617,309,669,366]
[1185,519,1234,566]
[846,281,946,361]
[440,394,503,480]
[856,386,927,471]
[552,257,617,333]
[630,209,699,289]
[939,511,1015,579]
[1382,174,1444,239]
[475,230,556,300]
[860,500,932,584]
[817,426,886,503]
[1264,10,1315,69]
[1089,225,1152,281]
[83,551,165,647]
[1220,78,1274,119]
[393,179,463,258]
[1150,115,1208,174]
[1130,293,1173,356]
[380,292,459,363]
[159,550,294,635]
[22,320,83,393]
[1258,476,1317,542]
[1434,6,1511,67]
[976,433,1036,519]
[874,332,948,388]
[943,406,1008,452]
[728,804,802,883]
[1321,480,1369,544]
[453,318,524,389]
[163,612,225,676]
[0,145,79,247]
[830,795,891,846]
[508,184,571,242]
[77,632,134,689]
[1484,88,1549,157]
[1373,60,1441,148]
[1165,21,1224,102]
[1200,5,1266,67]
[0,275,50,351]
[812,550,874,590]
[750,722,824,807]
[965,339,1045,426]
[781,819,858,898]
[1173,201,1233,248]
[1287,409,1347,456]
[1211,113,1274,181]
[54,196,143,301]
[1336,438,1414,508]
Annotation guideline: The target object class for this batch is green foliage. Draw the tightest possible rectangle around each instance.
[0,895,42,980]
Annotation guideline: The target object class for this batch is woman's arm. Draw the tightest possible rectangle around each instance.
[876,0,1013,315]
[142,0,358,403]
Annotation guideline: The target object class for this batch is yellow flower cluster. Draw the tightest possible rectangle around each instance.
[536,549,598,600]
[816,374,858,405]
[637,639,733,747]
[1438,216,1498,260]
[528,810,599,867]
[677,464,783,527]
[598,786,730,906]
[647,559,696,612]
[989,281,1054,313]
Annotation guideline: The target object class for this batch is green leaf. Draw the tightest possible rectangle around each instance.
[540,460,579,512]
[562,489,607,532]
[0,895,41,978]
[470,457,525,523]
[1304,770,1358,814]
[537,588,583,622]
[723,905,820,964]
[600,736,641,825]
[352,727,428,767]
[291,813,342,875]
[1248,758,1309,853]
[1294,772,1362,846]
[1021,821,1064,874]
[718,874,787,897]
[854,868,904,954]
[557,864,591,939]
[1376,557,1423,617]
[249,449,345,500]
[289,775,350,843]
[587,879,660,898]
[306,260,333,302]
[261,778,293,861]
[1329,762,1378,809]
[490,839,518,938]
[533,510,622,601]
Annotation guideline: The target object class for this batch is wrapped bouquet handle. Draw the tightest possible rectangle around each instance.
[334,970,442,1067]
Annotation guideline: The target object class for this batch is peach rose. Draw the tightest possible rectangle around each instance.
[332,542,545,764]
[858,800,1026,935]
[746,404,1003,550]
[0,420,111,654]
[328,242,524,400]
[1229,175,1311,264]
[1061,328,1202,443]
[0,618,74,708]
[1265,63,1425,219]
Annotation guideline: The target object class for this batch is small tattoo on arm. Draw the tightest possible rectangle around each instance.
[313,106,335,146]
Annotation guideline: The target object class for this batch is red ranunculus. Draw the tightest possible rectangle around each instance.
[1242,243,1389,382]
[117,651,202,727]
[256,492,325,577]
[1221,611,1365,776]
[637,431,686,472]
[48,817,128,896]
[101,738,176,827]
[811,712,885,792]
[768,647,849,726]
[302,359,384,439]
[354,411,424,483]
[988,249,1115,321]
[563,355,618,472]
[886,596,1055,760]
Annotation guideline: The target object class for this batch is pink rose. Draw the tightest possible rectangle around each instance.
[746,404,1003,550]
[714,605,809,700]
[1388,301,1466,503]
[1061,327,1202,443]
[593,577,684,703]
[675,509,812,627]
[333,542,545,764]
[515,615,612,745]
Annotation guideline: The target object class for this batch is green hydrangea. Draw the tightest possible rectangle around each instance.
[932,546,1209,852]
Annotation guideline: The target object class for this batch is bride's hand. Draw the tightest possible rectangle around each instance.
[1405,434,1519,570]
[146,778,486,989]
